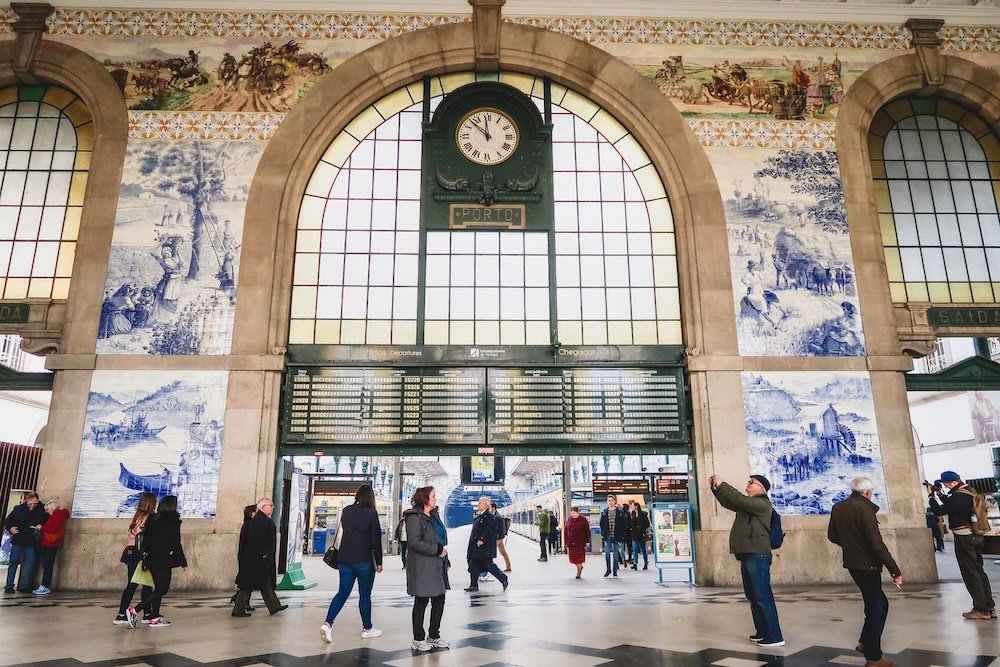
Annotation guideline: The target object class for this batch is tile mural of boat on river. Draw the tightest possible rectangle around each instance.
[742,371,888,515]
[72,370,228,518]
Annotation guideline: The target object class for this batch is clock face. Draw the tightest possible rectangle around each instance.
[455,108,519,166]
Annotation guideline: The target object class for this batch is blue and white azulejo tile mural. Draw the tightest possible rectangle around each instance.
[707,147,866,357]
[95,138,264,355]
[72,370,228,518]
[742,371,888,515]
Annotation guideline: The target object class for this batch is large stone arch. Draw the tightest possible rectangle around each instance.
[837,52,1000,357]
[0,38,129,354]
[235,20,733,359]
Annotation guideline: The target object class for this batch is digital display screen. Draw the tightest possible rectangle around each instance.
[655,474,690,498]
[470,455,495,483]
[592,478,650,495]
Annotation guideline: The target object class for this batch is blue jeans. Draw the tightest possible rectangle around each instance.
[739,553,783,642]
[603,538,622,574]
[632,539,648,566]
[325,561,375,628]
[6,543,36,591]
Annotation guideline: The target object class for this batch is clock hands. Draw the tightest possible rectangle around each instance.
[470,119,491,141]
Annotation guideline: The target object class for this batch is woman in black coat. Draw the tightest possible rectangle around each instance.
[128,495,187,628]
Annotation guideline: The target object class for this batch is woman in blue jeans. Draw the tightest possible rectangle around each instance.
[320,485,384,644]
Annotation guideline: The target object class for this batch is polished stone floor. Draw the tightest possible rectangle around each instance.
[2,528,999,666]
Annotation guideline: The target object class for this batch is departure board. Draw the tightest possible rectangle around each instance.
[488,368,686,443]
[284,368,486,443]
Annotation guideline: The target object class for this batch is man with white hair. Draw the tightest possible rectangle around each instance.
[464,497,508,592]
[232,497,288,617]
[828,477,902,667]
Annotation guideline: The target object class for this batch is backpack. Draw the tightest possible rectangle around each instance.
[766,509,785,549]
[956,488,992,536]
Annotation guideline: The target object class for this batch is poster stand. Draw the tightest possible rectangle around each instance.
[650,501,696,587]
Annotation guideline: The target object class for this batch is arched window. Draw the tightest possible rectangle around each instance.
[291,73,679,346]
[0,84,92,300]
[870,97,1000,304]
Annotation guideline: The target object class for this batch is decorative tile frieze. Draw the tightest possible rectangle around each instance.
[129,111,286,140]
[688,119,836,149]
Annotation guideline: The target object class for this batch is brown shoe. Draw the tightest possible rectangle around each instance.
[865,659,896,667]
[991,609,997,619]
[963,610,992,620]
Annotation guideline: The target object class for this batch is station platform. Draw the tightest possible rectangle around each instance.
[1,527,999,666]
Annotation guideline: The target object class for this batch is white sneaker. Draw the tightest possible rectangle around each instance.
[756,639,785,647]
[148,617,171,628]
[361,627,382,639]
[320,623,333,643]
[411,639,433,652]
[428,637,450,649]
[113,615,130,625]
[32,586,50,596]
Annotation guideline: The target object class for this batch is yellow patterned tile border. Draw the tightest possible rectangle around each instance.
[129,111,835,150]
[0,8,985,52]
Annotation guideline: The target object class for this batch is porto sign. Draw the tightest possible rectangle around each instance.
[0,302,29,325]
[927,307,1000,328]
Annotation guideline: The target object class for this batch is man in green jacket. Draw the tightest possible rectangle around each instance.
[710,474,784,648]
[828,476,902,667]
[535,505,550,562]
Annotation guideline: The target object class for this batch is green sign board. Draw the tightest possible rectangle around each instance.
[927,307,1000,327]
[0,303,29,324]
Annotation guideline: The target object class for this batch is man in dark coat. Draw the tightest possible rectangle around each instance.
[4,492,48,594]
[464,497,508,592]
[828,476,902,667]
[232,498,288,617]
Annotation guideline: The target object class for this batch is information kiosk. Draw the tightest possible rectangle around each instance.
[650,473,695,585]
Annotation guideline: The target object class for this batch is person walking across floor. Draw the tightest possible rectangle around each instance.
[565,506,591,579]
[710,474,785,648]
[33,498,70,596]
[230,505,258,612]
[630,501,650,570]
[127,495,189,628]
[621,505,633,567]
[231,497,288,619]
[599,495,628,577]
[929,471,996,620]
[490,503,512,572]
[319,485,383,642]
[535,505,550,562]
[404,486,450,653]
[548,509,560,556]
[114,492,156,625]
[394,506,410,568]
[465,496,509,592]
[828,477,902,667]
[3,491,48,594]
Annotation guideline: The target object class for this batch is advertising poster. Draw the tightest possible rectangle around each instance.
[471,455,495,483]
[652,502,694,565]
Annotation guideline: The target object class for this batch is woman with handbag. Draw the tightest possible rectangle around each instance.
[320,485,384,644]
[114,492,156,625]
[404,486,450,652]
[630,501,650,570]
[127,495,188,628]
[565,506,591,579]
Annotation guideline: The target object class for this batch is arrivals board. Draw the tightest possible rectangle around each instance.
[284,367,486,443]
[488,368,686,444]
[592,478,651,495]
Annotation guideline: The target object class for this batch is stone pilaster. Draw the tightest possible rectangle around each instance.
[10,3,54,85]
[905,18,945,94]
[469,0,505,72]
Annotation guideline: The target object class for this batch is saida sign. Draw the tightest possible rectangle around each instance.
[0,303,29,325]
[927,307,1000,327]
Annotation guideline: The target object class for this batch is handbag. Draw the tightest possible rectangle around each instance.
[131,560,155,589]
[322,521,345,569]
[643,527,653,542]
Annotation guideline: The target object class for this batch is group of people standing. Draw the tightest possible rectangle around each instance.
[3,492,69,596]
[598,496,651,577]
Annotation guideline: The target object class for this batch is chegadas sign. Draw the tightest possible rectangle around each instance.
[927,307,1000,327]
[0,303,29,325]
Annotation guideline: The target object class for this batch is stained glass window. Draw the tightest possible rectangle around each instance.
[291,73,680,345]
[871,97,1000,304]
[0,85,92,300]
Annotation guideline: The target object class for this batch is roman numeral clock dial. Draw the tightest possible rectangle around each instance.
[455,108,519,166]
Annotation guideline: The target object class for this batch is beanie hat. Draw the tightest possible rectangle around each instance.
[939,470,961,483]
[750,474,771,492]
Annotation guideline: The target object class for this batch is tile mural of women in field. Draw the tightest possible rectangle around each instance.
[73,370,228,519]
[742,371,888,515]
[707,147,866,357]
[96,139,264,355]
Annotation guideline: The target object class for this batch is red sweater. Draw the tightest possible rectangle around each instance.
[40,508,69,547]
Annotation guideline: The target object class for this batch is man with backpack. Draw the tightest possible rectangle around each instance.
[709,474,785,648]
[828,476,902,667]
[929,470,995,620]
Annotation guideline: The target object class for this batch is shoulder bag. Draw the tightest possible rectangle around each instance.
[322,520,345,569]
